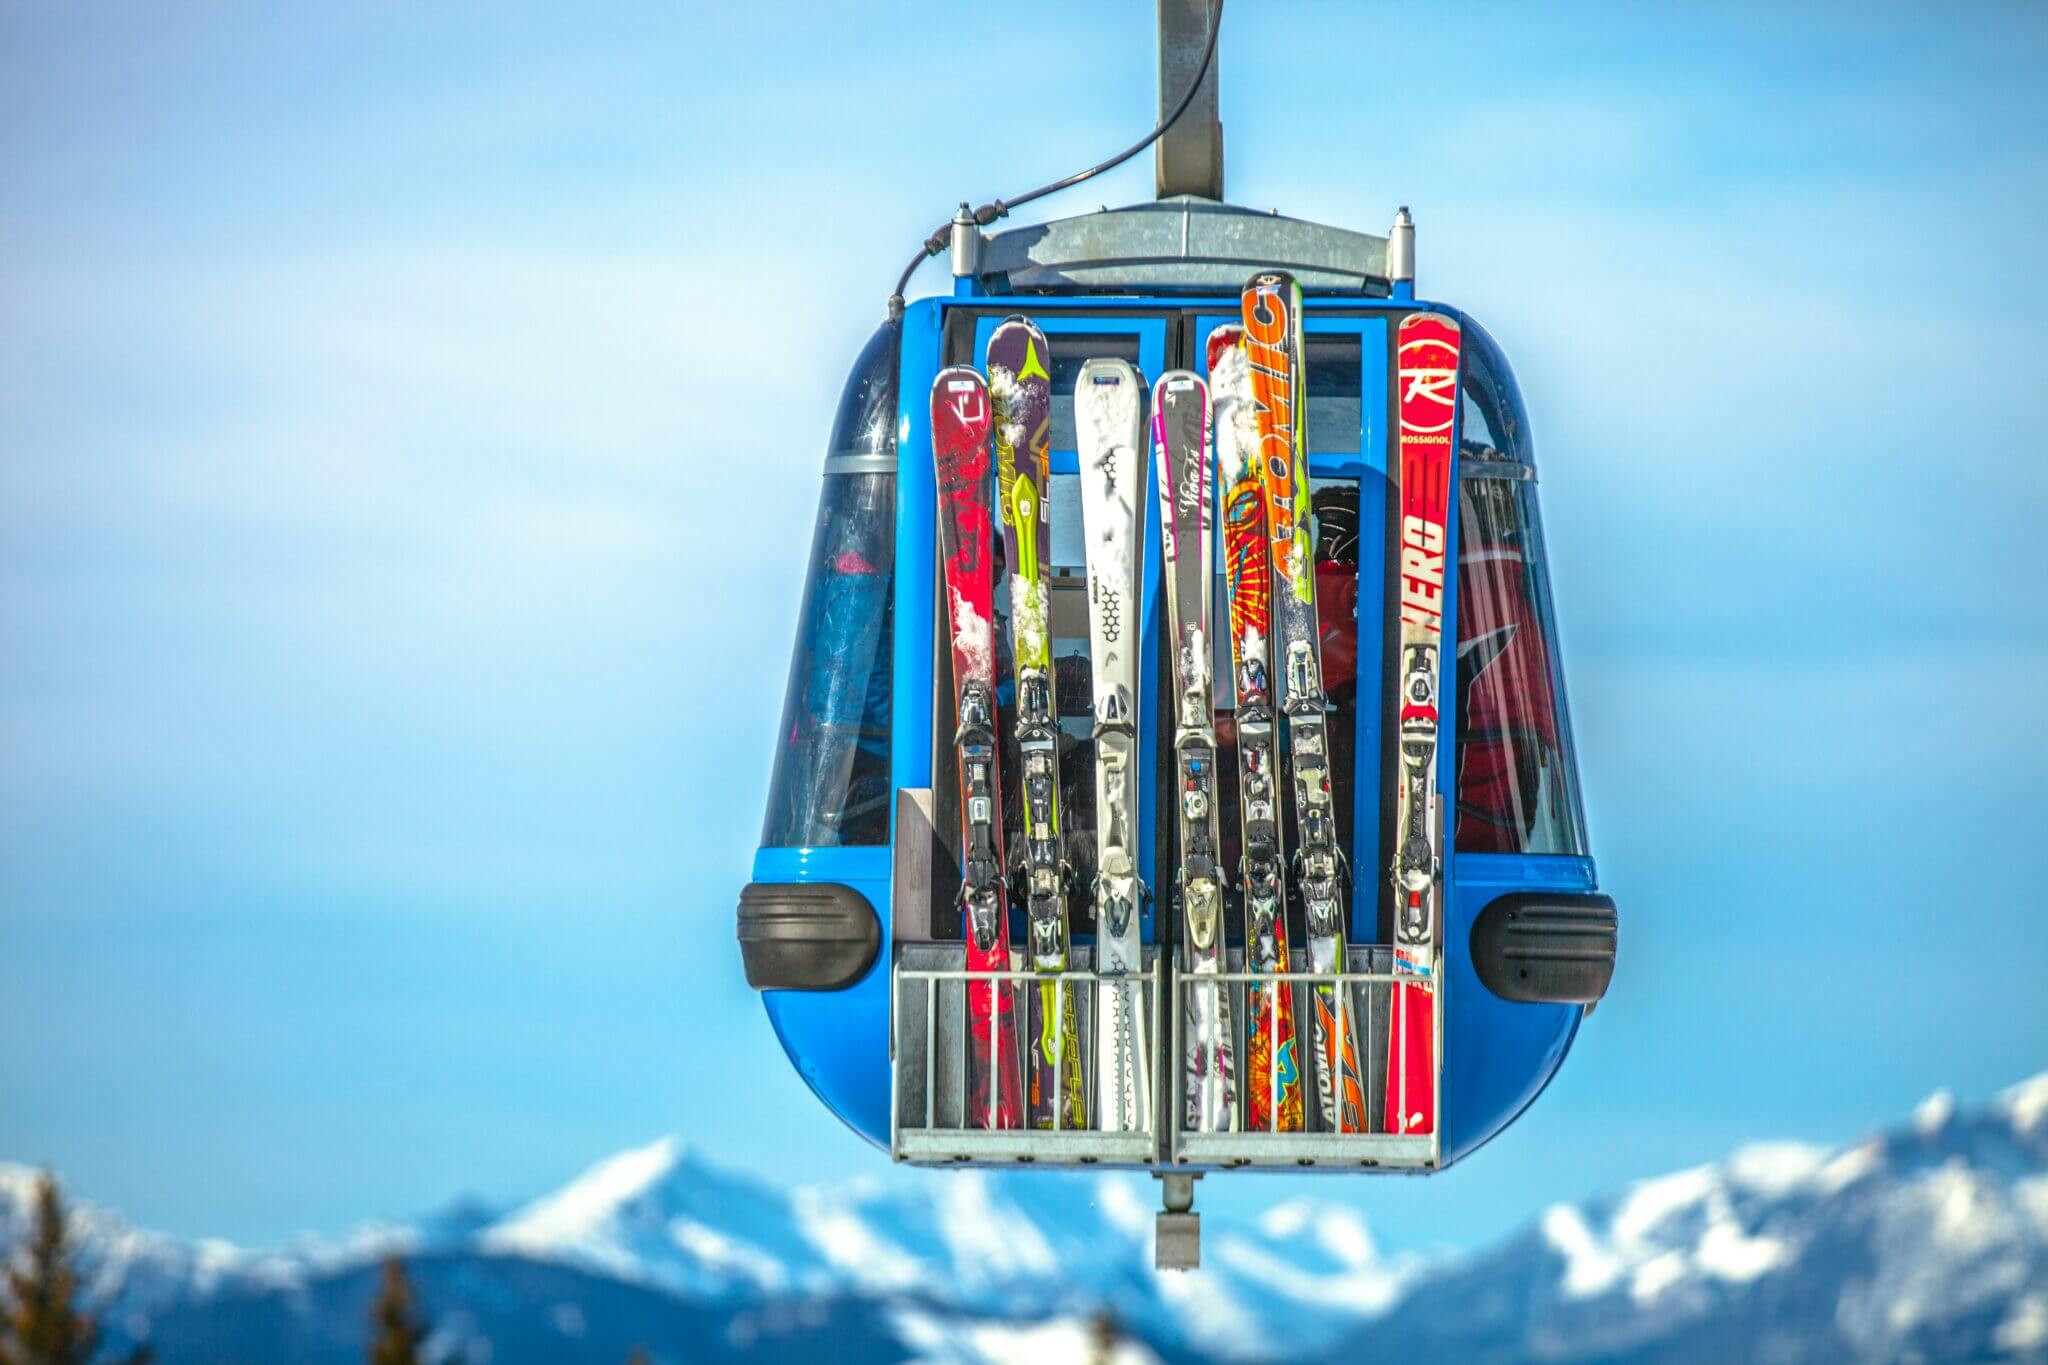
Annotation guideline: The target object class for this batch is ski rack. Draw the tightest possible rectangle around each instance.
[888,942,1439,1169]
[891,943,1164,1165]
[1169,946,1440,1169]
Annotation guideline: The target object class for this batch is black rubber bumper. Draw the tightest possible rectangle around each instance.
[736,882,880,991]
[1469,892,1618,1005]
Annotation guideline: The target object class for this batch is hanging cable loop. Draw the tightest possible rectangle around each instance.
[886,0,1223,319]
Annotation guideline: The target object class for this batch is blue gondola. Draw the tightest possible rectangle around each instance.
[735,2,1616,1266]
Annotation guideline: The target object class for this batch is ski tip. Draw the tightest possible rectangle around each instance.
[1076,355,1142,389]
[1153,371,1210,431]
[988,314,1050,347]
[986,317,1053,391]
[934,365,989,400]
[1204,324,1244,374]
[1399,311,1463,336]
[1241,267,1301,297]
[1238,273,1303,345]
[931,366,994,441]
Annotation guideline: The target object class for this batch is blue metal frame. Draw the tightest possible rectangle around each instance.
[751,292,1600,1167]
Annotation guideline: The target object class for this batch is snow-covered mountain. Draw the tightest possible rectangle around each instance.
[469,1135,1410,1354]
[6,1073,2046,1363]
[1358,1075,2048,1363]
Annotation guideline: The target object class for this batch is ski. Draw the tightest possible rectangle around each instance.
[1387,312,1461,1138]
[930,365,1024,1131]
[987,317,1085,1131]
[1242,271,1365,1135]
[1210,325,1303,1134]
[1075,357,1150,1134]
[1154,368,1236,1133]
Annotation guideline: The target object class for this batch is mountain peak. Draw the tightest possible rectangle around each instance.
[1999,1069,2048,1135]
[1914,1087,1957,1134]
[518,1136,685,1220]
[479,1136,714,1273]
[1721,1140,1830,1196]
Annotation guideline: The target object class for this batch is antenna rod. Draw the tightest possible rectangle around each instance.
[1156,0,1223,199]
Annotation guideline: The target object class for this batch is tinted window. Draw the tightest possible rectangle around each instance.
[828,320,903,464]
[761,323,899,847]
[1306,333,1363,452]
[1460,318,1533,463]
[1453,322,1586,855]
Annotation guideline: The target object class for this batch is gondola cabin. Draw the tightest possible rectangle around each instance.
[733,11,1616,1267]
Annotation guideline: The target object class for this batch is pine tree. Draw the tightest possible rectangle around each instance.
[0,1172,98,1365]
[366,1258,425,1365]
[1087,1306,1122,1365]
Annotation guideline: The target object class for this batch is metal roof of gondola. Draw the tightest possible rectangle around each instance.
[971,196,1392,295]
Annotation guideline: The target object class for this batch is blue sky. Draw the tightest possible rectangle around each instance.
[3,1,2045,1258]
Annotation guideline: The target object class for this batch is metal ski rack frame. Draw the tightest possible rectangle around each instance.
[888,916,1443,1172]
[891,944,1164,1165]
[1168,947,1441,1169]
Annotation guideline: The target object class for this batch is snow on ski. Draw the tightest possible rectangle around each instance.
[1387,312,1461,1138]
[1210,324,1302,1134]
[931,365,1024,1131]
[987,317,1085,1131]
[1242,271,1365,1135]
[1154,368,1236,1134]
[1076,357,1150,1134]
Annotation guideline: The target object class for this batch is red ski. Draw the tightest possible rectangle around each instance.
[932,365,1025,1130]
[1386,314,1461,1138]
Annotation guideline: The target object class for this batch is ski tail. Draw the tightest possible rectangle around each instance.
[1030,980,1087,1131]
[1182,942,1235,1134]
[1384,312,1463,1138]
[1388,922,1433,1136]
[1096,977,1150,1133]
[1246,972,1303,1132]
[1311,982,1367,1133]
[966,969,1026,1131]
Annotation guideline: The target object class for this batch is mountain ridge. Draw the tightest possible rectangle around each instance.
[4,1071,2045,1362]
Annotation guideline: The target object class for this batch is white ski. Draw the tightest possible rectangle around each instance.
[1076,357,1150,1133]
